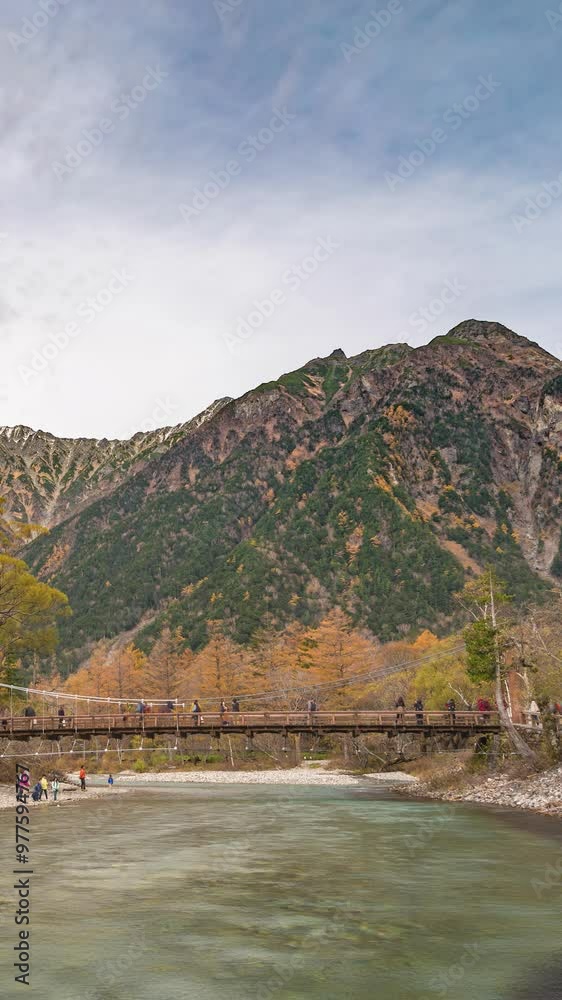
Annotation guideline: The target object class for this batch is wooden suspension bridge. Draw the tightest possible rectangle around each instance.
[1,709,504,741]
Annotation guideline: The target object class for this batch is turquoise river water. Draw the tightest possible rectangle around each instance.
[1,782,561,999]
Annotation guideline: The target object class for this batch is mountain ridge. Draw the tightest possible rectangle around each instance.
[3,320,561,673]
[0,397,231,529]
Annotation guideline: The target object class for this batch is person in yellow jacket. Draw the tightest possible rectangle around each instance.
[40,775,49,800]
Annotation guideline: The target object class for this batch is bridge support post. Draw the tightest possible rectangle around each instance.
[506,669,525,724]
[292,733,302,765]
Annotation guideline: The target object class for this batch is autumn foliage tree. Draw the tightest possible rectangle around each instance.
[248,622,310,709]
[141,628,190,701]
[302,610,373,705]
[0,497,69,696]
[189,620,245,704]
[0,555,70,673]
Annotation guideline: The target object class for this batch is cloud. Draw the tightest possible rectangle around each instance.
[0,0,560,437]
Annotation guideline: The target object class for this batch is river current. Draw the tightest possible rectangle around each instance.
[1,782,561,999]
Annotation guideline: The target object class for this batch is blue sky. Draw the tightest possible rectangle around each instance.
[0,0,561,437]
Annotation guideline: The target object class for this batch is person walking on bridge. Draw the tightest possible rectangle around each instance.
[414,698,424,726]
[395,696,405,723]
[24,705,37,727]
[231,697,240,713]
[79,765,86,790]
[192,700,202,725]
[58,705,66,728]
[307,698,317,715]
[529,699,540,727]
[446,698,456,724]
[476,697,491,723]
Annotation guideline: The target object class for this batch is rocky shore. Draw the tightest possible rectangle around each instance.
[406,761,562,817]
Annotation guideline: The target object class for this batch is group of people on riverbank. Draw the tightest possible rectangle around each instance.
[31,775,59,802]
[29,768,115,803]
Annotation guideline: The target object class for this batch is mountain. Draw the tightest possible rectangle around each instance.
[0,398,230,529]
[7,320,562,673]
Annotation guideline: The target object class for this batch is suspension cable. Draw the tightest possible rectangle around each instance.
[0,643,465,708]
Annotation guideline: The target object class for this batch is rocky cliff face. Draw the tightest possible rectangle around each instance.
[0,397,230,529]
[8,320,562,670]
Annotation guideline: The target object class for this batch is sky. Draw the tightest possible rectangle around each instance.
[0,0,561,439]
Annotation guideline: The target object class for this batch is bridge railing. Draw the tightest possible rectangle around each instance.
[0,709,504,734]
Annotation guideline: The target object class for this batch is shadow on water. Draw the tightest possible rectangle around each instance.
[506,960,562,1000]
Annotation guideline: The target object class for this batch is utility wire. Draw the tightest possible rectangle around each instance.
[0,642,465,707]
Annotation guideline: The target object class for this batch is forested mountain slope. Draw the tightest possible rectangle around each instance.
[18,321,562,671]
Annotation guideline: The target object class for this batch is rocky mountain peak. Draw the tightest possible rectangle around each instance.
[2,322,561,671]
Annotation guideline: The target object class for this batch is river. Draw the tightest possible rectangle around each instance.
[1,782,561,999]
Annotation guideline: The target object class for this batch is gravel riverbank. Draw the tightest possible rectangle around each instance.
[4,762,558,816]
[69,764,420,789]
[406,761,562,817]
[0,766,416,809]
[0,781,129,811]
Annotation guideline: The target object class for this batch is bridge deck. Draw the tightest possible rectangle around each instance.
[0,710,503,739]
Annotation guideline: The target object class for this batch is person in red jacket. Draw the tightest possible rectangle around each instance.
[79,765,86,790]
[476,697,491,722]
